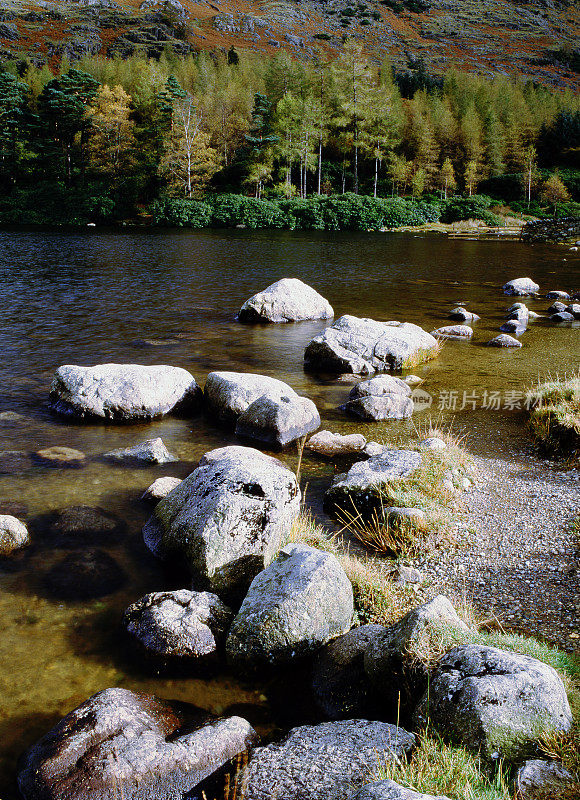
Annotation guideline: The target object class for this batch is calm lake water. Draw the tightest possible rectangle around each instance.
[0,228,578,796]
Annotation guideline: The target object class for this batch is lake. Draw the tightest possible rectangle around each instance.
[0,228,578,796]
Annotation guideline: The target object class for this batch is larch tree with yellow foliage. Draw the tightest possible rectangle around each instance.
[88,84,136,179]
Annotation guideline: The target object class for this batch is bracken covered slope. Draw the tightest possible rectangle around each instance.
[0,0,578,88]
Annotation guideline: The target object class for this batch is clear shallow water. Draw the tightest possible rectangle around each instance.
[0,228,579,796]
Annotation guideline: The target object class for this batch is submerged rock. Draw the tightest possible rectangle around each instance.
[238,278,333,323]
[124,589,233,667]
[545,291,570,300]
[141,476,182,502]
[49,363,202,421]
[226,543,353,671]
[204,371,298,424]
[143,446,300,601]
[18,687,257,800]
[45,548,126,599]
[502,278,540,296]
[0,515,30,556]
[104,437,177,465]
[414,644,572,762]
[34,446,87,468]
[304,316,438,374]
[241,719,415,800]
[236,394,320,448]
[0,450,34,474]
[49,505,125,542]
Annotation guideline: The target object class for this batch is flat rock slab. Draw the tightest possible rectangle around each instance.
[306,430,367,458]
[18,687,257,800]
[414,644,572,762]
[305,315,438,374]
[238,278,333,323]
[49,363,202,421]
[143,446,300,602]
[430,325,473,340]
[204,371,298,424]
[226,543,353,671]
[241,719,415,800]
[324,450,422,519]
[142,476,182,502]
[34,446,87,468]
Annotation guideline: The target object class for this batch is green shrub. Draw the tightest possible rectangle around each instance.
[150,198,212,227]
[239,197,286,228]
[208,193,246,226]
[279,198,326,230]
[440,194,495,223]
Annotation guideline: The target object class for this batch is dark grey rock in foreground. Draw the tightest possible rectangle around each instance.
[312,624,385,719]
[49,363,202,421]
[17,687,257,800]
[414,644,572,762]
[305,315,438,374]
[350,779,452,800]
[238,278,334,323]
[143,446,300,601]
[241,719,415,800]
[226,543,353,671]
[236,394,320,448]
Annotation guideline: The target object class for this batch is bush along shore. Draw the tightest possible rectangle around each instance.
[8,276,580,800]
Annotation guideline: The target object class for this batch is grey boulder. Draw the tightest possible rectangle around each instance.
[430,325,473,340]
[550,312,575,322]
[124,589,233,666]
[500,320,526,335]
[241,719,415,800]
[204,371,298,424]
[17,687,257,800]
[350,779,452,800]
[305,315,438,374]
[49,363,202,421]
[502,278,540,296]
[0,514,30,556]
[414,644,572,762]
[487,334,522,347]
[141,476,182,502]
[238,278,333,323]
[236,394,320,448]
[226,543,353,671]
[311,624,385,719]
[515,759,578,799]
[364,596,470,716]
[545,291,570,300]
[341,376,414,421]
[547,302,567,314]
[143,446,300,601]
[306,430,368,458]
[566,303,580,319]
[104,437,177,465]
[324,450,421,519]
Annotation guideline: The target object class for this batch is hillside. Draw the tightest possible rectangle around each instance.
[0,0,578,88]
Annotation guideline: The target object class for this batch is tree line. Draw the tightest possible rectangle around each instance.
[0,45,578,224]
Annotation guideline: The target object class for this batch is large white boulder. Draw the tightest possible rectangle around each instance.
[238,278,333,323]
[204,371,298,424]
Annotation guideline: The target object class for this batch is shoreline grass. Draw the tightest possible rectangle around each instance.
[526,374,580,459]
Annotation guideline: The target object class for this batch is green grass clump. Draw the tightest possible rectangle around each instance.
[527,375,580,458]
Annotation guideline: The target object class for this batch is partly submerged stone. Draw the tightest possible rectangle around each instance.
[45,549,126,600]
[124,589,233,667]
[235,394,320,448]
[502,278,540,296]
[34,446,87,468]
[204,371,298,425]
[306,430,367,458]
[0,514,30,556]
[226,543,353,671]
[143,446,300,601]
[141,476,182,502]
[341,375,414,421]
[17,687,257,800]
[448,307,480,323]
[238,278,334,323]
[487,334,522,348]
[241,719,415,800]
[430,325,474,340]
[304,315,438,374]
[104,437,177,465]
[49,363,202,421]
[48,505,125,542]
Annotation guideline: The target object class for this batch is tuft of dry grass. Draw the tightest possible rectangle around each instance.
[526,374,580,458]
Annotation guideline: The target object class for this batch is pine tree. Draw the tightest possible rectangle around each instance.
[0,70,29,187]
